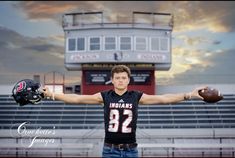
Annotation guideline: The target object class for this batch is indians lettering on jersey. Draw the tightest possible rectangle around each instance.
[109,102,132,109]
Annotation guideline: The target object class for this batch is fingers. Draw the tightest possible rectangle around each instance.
[39,87,46,94]
[191,86,208,100]
[197,86,208,98]
[42,87,48,91]
[197,94,204,100]
[196,86,208,92]
[40,87,51,98]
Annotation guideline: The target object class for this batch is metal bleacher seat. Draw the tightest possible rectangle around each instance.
[0,94,235,157]
[0,94,235,129]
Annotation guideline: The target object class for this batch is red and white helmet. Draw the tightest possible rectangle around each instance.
[12,79,44,106]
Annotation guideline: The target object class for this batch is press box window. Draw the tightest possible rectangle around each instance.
[104,37,116,50]
[120,37,131,50]
[160,38,169,51]
[89,37,100,51]
[150,37,159,51]
[77,38,85,51]
[135,37,147,51]
[151,37,169,52]
[68,38,76,51]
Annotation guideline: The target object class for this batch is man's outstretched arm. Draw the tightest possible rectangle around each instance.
[42,87,103,104]
[139,86,206,105]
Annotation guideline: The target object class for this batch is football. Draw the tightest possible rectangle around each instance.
[198,87,223,103]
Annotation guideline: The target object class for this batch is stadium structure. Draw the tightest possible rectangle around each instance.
[0,11,235,157]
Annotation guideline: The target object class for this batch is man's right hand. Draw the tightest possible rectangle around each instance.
[41,87,53,99]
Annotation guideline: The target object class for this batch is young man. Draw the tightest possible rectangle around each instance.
[42,65,205,157]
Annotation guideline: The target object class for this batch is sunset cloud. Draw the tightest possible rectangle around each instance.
[13,1,104,21]
[1,1,235,86]
[155,46,220,85]
[37,35,64,46]
[177,35,221,46]
[12,1,235,33]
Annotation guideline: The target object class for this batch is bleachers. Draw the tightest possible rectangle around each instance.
[0,94,235,130]
[0,94,235,157]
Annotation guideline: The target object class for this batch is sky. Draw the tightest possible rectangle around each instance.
[0,1,235,86]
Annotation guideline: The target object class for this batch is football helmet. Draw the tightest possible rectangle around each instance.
[12,79,44,106]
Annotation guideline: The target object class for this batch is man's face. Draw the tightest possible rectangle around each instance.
[111,72,130,91]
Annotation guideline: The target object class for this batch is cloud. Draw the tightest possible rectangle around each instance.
[156,47,234,85]
[172,1,235,33]
[0,26,78,84]
[48,35,64,44]
[177,35,222,46]
[156,47,210,85]
[13,2,76,21]
[13,1,104,22]
[2,2,235,86]
[12,1,235,34]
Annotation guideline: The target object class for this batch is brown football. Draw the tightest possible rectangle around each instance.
[198,87,223,103]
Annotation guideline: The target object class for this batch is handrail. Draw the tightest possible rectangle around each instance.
[138,143,235,148]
